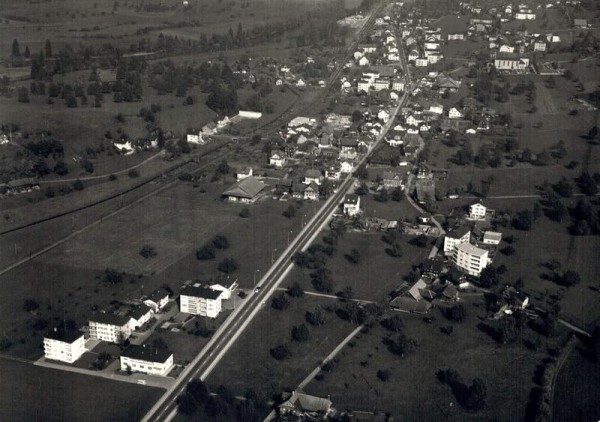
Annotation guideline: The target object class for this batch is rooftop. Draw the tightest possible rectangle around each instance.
[456,242,488,257]
[90,312,131,326]
[446,226,471,239]
[121,344,172,363]
[223,176,267,199]
[181,285,222,300]
[45,328,83,344]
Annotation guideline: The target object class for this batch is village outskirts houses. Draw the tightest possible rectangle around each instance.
[143,288,170,313]
[343,194,361,216]
[269,149,286,168]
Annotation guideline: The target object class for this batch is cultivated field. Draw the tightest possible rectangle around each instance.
[0,358,163,422]
[205,295,358,397]
[553,343,600,422]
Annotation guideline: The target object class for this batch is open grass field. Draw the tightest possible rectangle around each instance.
[553,342,600,422]
[285,231,430,302]
[206,295,358,397]
[0,358,163,422]
[0,170,316,359]
[491,215,600,331]
[305,304,551,421]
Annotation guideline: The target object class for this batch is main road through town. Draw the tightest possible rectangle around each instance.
[142,42,412,422]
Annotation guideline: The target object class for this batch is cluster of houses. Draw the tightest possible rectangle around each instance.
[41,280,237,377]
[186,110,262,145]
[391,201,505,314]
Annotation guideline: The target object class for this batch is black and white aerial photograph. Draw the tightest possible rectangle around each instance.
[0,0,599,420]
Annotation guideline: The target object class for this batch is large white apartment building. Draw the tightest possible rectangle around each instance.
[443,227,471,255]
[89,313,132,344]
[180,285,223,318]
[43,328,86,363]
[120,344,174,376]
[452,242,489,277]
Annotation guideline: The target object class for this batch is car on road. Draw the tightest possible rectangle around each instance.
[254,286,262,293]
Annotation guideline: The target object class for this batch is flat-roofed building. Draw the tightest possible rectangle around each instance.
[89,313,132,344]
[443,227,471,255]
[44,328,85,363]
[180,285,223,318]
[452,242,489,277]
[120,344,174,376]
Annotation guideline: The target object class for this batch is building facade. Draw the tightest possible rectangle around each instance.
[452,242,489,276]
[443,227,471,255]
[44,329,86,363]
[89,314,132,344]
[120,345,174,376]
[180,285,223,318]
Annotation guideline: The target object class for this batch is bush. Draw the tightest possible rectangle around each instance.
[345,248,361,264]
[82,160,94,173]
[177,392,197,415]
[288,282,304,297]
[282,205,296,218]
[239,207,250,218]
[291,323,310,342]
[72,179,84,191]
[409,234,428,248]
[270,344,290,360]
[139,245,157,259]
[103,268,123,284]
[196,245,216,260]
[306,309,325,326]
[23,299,40,312]
[377,369,391,382]
[500,246,515,255]
[178,172,193,182]
[381,315,404,332]
[217,258,238,274]
[271,293,290,310]
[44,187,55,198]
[128,168,139,178]
[444,304,466,322]
[212,235,229,250]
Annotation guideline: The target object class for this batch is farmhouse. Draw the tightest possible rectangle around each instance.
[448,107,463,119]
[469,202,488,220]
[89,313,132,344]
[269,150,286,168]
[494,53,530,70]
[452,243,489,277]
[278,391,332,418]
[120,344,174,376]
[236,166,253,181]
[443,226,471,255]
[343,194,361,216]
[303,183,319,201]
[223,176,267,204]
[304,169,322,185]
[436,74,461,92]
[186,128,203,145]
[381,170,404,188]
[128,304,153,330]
[43,328,85,363]
[180,284,223,318]
[143,288,170,313]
